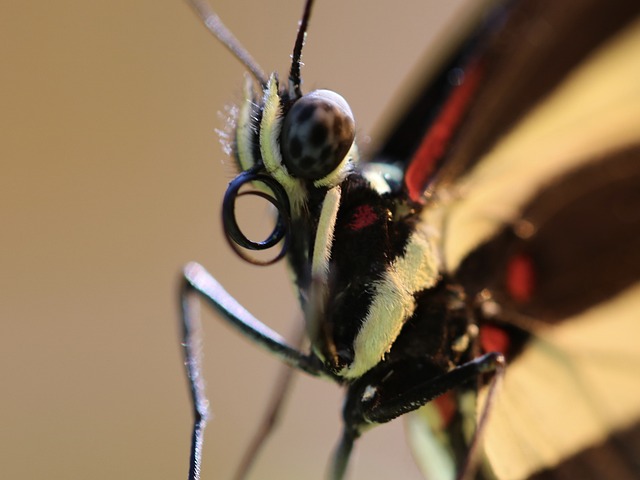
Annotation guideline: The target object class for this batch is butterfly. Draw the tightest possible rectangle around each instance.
[179,0,640,478]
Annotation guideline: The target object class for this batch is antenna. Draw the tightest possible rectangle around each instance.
[288,0,315,98]
[186,0,268,87]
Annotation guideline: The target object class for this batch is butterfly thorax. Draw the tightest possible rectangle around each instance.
[225,75,465,382]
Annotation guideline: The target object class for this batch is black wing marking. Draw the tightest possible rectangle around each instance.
[530,419,640,480]
[402,1,640,478]
[456,145,640,324]
[371,0,640,200]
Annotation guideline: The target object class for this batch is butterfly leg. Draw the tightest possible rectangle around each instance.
[330,352,505,480]
[233,323,305,480]
[179,261,321,480]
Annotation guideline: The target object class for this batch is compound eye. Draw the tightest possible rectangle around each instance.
[281,89,355,180]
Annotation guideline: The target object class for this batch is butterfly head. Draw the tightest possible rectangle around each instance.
[207,0,417,379]
[220,0,361,267]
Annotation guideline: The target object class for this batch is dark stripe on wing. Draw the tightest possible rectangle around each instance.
[437,0,640,186]
[530,420,640,480]
[455,143,640,323]
[372,0,640,198]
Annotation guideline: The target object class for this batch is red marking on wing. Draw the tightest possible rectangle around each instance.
[506,253,536,303]
[347,205,378,230]
[480,324,510,355]
[433,391,457,428]
[405,62,484,202]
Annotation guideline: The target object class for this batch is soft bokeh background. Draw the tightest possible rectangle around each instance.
[2,1,472,478]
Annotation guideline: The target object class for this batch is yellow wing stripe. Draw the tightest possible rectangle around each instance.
[481,282,640,479]
[444,19,640,272]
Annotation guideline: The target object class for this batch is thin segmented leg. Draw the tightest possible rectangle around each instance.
[179,262,321,480]
[233,323,306,480]
[331,352,505,480]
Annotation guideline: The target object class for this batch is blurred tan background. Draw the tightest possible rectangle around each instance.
[1,1,470,478]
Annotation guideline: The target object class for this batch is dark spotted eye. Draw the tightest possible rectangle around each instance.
[281,89,356,180]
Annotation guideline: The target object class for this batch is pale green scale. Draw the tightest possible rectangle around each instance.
[311,185,341,283]
[259,76,308,214]
[235,76,257,172]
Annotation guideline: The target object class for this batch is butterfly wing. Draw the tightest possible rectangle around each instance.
[371,0,640,202]
[456,146,640,479]
[371,0,640,478]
